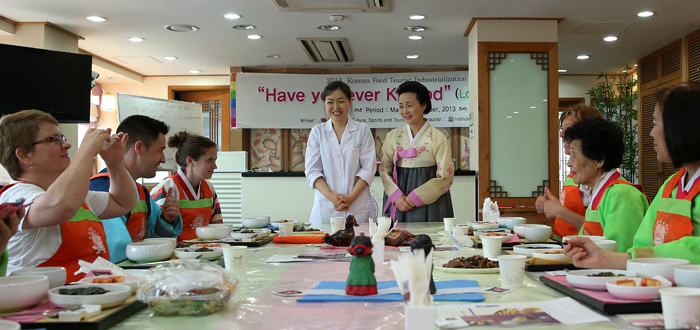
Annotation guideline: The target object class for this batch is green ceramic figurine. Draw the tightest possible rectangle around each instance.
[345,233,378,295]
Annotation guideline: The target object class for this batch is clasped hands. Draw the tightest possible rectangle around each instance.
[329,193,357,211]
[394,195,415,212]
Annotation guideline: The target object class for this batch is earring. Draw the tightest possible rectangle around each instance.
[29,166,33,171]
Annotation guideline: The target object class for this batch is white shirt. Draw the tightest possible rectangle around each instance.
[2,182,109,273]
[305,119,376,224]
[590,169,620,206]
[680,168,700,193]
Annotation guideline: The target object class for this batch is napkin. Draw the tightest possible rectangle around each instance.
[75,256,128,276]
[273,233,326,244]
[482,197,500,221]
[2,300,60,322]
[297,280,484,302]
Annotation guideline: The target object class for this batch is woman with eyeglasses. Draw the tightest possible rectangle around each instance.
[0,110,135,282]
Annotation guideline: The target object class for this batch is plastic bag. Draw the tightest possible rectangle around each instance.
[137,260,239,316]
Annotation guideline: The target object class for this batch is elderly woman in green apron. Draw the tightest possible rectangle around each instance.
[565,82,700,268]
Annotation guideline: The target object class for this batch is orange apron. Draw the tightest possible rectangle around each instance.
[167,174,213,242]
[90,173,148,242]
[0,183,110,283]
[553,173,586,240]
[652,168,699,246]
[582,172,645,236]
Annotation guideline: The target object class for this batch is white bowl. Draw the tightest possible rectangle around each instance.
[143,238,177,250]
[513,224,548,238]
[563,235,608,242]
[79,275,142,294]
[0,275,49,312]
[566,269,637,291]
[523,226,552,242]
[502,217,527,230]
[606,277,672,300]
[126,241,173,263]
[174,247,223,260]
[626,258,690,284]
[0,320,20,330]
[270,219,299,229]
[471,222,499,230]
[593,239,618,252]
[241,217,269,229]
[195,226,230,240]
[532,249,569,261]
[207,223,233,233]
[11,266,66,289]
[674,265,700,288]
[512,244,562,257]
[478,232,514,242]
[496,217,509,227]
[49,284,131,308]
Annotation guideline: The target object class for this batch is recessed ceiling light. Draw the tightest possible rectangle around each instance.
[577,55,590,60]
[530,106,536,109]
[86,16,107,22]
[406,55,419,59]
[232,24,256,30]
[223,13,241,19]
[164,56,178,61]
[189,70,201,74]
[513,112,519,114]
[164,24,199,32]
[558,69,567,73]
[603,36,618,42]
[404,26,426,32]
[507,116,513,119]
[266,54,280,58]
[409,15,426,20]
[408,35,423,40]
[637,11,654,17]
[247,35,262,40]
[317,25,340,31]
[128,37,144,42]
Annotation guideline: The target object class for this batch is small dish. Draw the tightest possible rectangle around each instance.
[174,247,223,260]
[501,217,527,230]
[522,225,552,242]
[627,258,690,284]
[566,269,637,291]
[478,232,514,242]
[606,277,672,300]
[79,275,142,294]
[531,249,569,261]
[126,241,173,263]
[513,224,548,238]
[48,284,131,308]
[471,222,499,230]
[195,226,230,240]
[433,260,499,274]
[512,244,561,256]
[270,219,299,229]
[0,275,49,312]
[674,265,700,288]
[241,217,269,229]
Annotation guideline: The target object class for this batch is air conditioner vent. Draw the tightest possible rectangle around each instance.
[271,0,391,13]
[297,37,353,63]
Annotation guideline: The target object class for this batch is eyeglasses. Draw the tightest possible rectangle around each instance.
[32,133,67,146]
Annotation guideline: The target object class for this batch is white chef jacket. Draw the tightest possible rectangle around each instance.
[305,119,376,224]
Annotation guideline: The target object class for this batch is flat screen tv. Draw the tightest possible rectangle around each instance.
[0,43,93,123]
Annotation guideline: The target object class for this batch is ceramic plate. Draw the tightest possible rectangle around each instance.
[478,233,514,242]
[189,243,231,248]
[79,275,142,294]
[433,260,500,274]
[471,222,499,230]
[512,244,562,257]
[174,247,223,260]
[49,284,131,308]
[566,269,637,291]
[270,220,299,229]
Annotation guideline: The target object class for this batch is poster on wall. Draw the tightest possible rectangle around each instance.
[233,72,470,128]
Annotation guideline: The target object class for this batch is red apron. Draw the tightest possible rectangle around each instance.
[0,183,110,283]
[582,172,645,236]
[90,173,148,242]
[166,174,213,242]
[553,173,586,240]
[653,168,699,246]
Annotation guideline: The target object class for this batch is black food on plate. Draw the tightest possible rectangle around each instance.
[59,286,110,295]
[587,272,626,277]
[442,255,499,269]
[193,247,214,252]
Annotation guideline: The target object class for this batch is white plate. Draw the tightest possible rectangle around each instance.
[478,232,514,242]
[566,269,637,291]
[471,222,499,230]
[270,220,299,229]
[532,249,569,261]
[174,247,223,260]
[49,284,131,308]
[512,244,562,257]
[433,259,500,274]
[606,277,672,300]
[79,275,142,294]
[189,243,231,248]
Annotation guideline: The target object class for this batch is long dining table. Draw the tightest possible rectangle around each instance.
[110,222,635,330]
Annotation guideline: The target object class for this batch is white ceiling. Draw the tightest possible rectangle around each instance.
[2,0,700,83]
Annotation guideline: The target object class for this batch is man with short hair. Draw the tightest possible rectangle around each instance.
[90,115,182,261]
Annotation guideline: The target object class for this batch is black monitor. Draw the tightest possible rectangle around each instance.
[0,43,93,123]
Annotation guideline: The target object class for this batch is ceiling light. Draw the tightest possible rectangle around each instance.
[247,35,262,39]
[634,64,638,66]
[406,55,419,59]
[101,77,116,111]
[266,54,280,58]
[164,56,178,61]
[189,70,201,74]
[232,24,256,30]
[507,116,513,119]
[409,15,426,20]
[317,25,340,31]
[513,112,519,114]
[86,16,107,22]
[558,69,567,73]
[577,55,590,60]
[164,24,199,32]
[408,35,423,40]
[128,37,144,42]
[637,11,654,17]
[404,26,426,32]
[530,106,536,109]
[603,36,618,42]
[223,13,241,19]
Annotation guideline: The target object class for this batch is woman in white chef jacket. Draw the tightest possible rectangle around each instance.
[305,81,376,225]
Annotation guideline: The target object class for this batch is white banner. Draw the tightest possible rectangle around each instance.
[235,72,471,128]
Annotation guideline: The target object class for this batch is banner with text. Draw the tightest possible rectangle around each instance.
[235,72,471,128]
